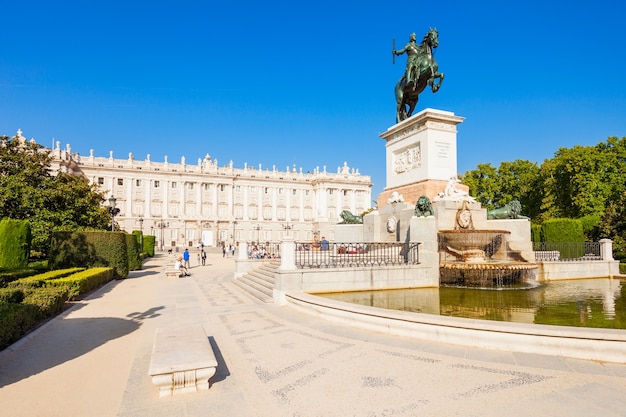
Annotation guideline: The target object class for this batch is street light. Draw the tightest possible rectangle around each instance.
[157,219,169,251]
[232,220,237,244]
[254,224,261,245]
[107,195,120,231]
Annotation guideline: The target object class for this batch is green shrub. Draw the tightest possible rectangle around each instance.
[540,218,586,258]
[531,224,541,242]
[579,215,601,241]
[0,269,41,287]
[541,218,585,242]
[23,286,69,317]
[0,288,24,303]
[49,231,128,278]
[0,219,31,269]
[45,267,114,300]
[125,234,142,271]
[143,235,155,257]
[15,267,85,282]
[0,301,40,350]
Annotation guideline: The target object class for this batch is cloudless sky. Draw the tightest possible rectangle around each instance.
[3,0,625,200]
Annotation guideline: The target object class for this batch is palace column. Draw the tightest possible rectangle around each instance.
[243,185,249,220]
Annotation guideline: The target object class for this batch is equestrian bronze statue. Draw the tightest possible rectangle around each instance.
[393,28,444,123]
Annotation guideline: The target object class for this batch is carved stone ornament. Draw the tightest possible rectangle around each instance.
[455,200,474,230]
[386,216,397,233]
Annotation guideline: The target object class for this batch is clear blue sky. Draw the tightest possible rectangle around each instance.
[3,1,625,200]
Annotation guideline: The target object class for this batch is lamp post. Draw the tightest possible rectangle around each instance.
[232,220,237,244]
[254,224,261,246]
[156,219,169,251]
[107,195,120,231]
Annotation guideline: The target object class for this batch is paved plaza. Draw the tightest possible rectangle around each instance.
[1,252,626,417]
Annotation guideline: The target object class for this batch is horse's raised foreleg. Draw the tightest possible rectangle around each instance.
[430,72,444,92]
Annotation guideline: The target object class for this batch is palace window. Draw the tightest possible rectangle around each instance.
[154,180,160,188]
[136,179,141,187]
[172,182,177,188]
[98,177,104,185]
[117,179,124,186]
[188,183,194,190]
[292,189,297,195]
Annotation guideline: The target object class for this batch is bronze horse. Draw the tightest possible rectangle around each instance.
[394,28,444,123]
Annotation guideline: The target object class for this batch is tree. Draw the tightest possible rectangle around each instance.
[0,134,110,256]
[461,160,540,218]
[597,190,626,260]
[539,137,626,221]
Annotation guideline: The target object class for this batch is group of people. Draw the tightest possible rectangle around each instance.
[222,244,235,257]
[174,247,207,277]
[248,245,277,259]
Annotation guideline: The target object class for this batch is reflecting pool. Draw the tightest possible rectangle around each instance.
[316,278,626,329]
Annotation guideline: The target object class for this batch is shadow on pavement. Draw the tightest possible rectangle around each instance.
[0,306,164,388]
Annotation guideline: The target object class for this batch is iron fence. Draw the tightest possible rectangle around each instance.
[532,241,602,262]
[295,242,420,269]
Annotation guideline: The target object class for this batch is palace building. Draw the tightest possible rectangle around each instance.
[46,136,372,249]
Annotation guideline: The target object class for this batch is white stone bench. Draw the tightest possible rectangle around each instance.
[165,269,182,278]
[148,326,218,397]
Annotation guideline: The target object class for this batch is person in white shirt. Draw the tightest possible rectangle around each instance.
[174,256,190,277]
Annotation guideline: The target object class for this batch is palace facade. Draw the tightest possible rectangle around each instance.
[48,139,372,249]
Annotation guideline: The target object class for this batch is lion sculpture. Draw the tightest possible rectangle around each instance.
[414,195,434,217]
[339,210,363,224]
[487,200,530,220]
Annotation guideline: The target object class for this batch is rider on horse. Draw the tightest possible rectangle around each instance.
[394,32,420,85]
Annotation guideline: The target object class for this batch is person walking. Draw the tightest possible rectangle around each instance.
[183,248,190,269]
[201,250,206,266]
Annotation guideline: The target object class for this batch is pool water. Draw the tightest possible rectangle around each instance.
[316,278,626,329]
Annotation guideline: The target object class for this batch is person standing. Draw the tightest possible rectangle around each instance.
[201,250,206,266]
[183,248,190,269]
[197,251,201,266]
[321,236,329,251]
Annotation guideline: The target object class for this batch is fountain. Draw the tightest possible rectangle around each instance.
[438,229,538,287]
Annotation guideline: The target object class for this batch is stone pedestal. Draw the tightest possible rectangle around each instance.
[378,108,465,207]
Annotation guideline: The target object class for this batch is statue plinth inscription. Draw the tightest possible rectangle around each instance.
[378,108,465,209]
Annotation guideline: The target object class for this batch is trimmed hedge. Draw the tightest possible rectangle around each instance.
[143,235,155,257]
[45,267,114,300]
[540,218,584,242]
[49,231,129,278]
[0,301,40,350]
[0,269,42,287]
[0,219,31,269]
[125,234,142,271]
[0,285,69,350]
[0,267,115,349]
[11,267,86,283]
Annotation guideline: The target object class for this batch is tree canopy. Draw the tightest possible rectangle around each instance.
[461,136,626,257]
[0,135,110,255]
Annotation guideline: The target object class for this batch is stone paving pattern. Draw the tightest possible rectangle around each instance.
[1,252,626,416]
